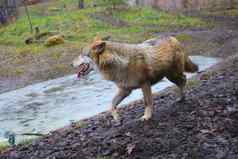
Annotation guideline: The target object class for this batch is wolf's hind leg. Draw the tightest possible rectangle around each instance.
[167,73,186,101]
[111,88,131,120]
[141,83,153,121]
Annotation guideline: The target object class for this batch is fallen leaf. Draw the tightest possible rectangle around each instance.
[127,143,136,155]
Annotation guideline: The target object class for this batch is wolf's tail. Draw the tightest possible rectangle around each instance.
[185,56,199,73]
[169,36,199,73]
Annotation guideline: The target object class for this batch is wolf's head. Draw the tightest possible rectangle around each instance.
[72,35,110,78]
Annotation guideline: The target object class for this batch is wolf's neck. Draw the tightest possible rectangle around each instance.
[105,41,137,55]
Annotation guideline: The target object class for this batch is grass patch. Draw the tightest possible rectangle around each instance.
[114,7,209,28]
[0,0,211,49]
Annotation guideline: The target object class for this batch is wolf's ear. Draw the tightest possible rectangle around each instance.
[94,42,106,54]
[94,35,102,41]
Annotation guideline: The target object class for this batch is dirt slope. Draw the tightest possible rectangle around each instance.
[1,53,238,159]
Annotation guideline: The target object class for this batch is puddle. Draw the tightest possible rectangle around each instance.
[0,56,220,144]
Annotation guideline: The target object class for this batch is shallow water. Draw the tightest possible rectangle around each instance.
[0,56,219,143]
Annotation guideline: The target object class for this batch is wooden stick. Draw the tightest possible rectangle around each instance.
[23,0,33,33]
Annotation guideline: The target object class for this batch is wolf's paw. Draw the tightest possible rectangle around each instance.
[140,107,152,121]
[140,114,152,121]
[111,109,119,121]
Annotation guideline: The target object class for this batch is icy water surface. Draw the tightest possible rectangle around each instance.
[0,56,219,143]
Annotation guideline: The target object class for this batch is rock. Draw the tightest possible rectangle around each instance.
[44,35,64,47]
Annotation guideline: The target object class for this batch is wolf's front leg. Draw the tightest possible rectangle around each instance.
[141,83,153,121]
[110,88,131,120]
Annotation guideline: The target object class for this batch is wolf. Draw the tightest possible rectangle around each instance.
[72,35,198,121]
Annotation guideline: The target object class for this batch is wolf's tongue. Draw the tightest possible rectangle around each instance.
[76,64,85,79]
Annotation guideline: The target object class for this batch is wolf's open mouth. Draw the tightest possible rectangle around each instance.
[77,63,90,78]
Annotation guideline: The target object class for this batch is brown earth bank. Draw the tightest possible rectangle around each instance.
[0,50,238,158]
